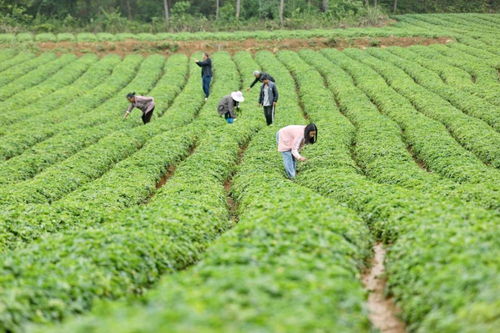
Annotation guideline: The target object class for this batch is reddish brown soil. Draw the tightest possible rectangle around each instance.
[363,243,407,333]
[33,36,453,57]
[224,143,248,224]
[155,164,176,189]
[406,144,431,172]
[224,177,237,222]
[142,144,197,205]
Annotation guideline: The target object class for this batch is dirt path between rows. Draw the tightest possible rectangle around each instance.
[224,143,249,224]
[362,243,407,333]
[32,36,453,57]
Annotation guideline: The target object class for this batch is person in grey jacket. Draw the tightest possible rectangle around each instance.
[123,92,155,124]
[258,78,278,126]
[217,91,244,124]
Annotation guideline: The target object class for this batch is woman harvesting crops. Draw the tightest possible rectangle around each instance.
[276,124,318,178]
[123,92,155,124]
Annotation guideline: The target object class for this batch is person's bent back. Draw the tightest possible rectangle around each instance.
[276,124,318,178]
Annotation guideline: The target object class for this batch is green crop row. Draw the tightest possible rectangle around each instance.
[384,47,500,131]
[404,14,500,40]
[0,54,97,113]
[3,54,142,135]
[434,15,499,45]
[403,45,499,107]
[0,54,119,128]
[445,41,498,68]
[0,20,445,44]
[32,50,372,333]
[0,52,56,89]
[0,51,262,332]
[345,48,500,168]
[0,54,135,159]
[433,13,497,31]
[445,13,500,31]
[0,54,76,101]
[0,54,188,186]
[427,14,496,33]
[0,52,34,73]
[314,49,499,211]
[456,36,499,58]
[7,13,496,46]
[0,49,18,63]
[468,13,500,25]
[418,44,500,107]
[431,43,500,84]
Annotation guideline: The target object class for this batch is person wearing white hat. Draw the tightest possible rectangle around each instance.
[217,91,245,124]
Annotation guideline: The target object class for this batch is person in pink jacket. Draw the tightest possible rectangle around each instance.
[276,124,318,178]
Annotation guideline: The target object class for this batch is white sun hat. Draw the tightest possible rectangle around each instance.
[253,70,261,76]
[231,91,245,102]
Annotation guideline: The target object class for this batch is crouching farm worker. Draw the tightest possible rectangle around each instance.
[217,91,244,124]
[276,124,318,178]
[123,92,155,124]
[259,77,278,126]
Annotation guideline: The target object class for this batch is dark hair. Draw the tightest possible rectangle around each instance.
[304,123,318,144]
[203,52,210,58]
[126,92,136,99]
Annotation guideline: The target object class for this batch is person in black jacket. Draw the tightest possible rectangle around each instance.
[195,53,212,100]
[258,77,279,126]
[247,71,275,92]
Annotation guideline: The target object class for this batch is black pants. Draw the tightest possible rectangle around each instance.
[263,105,274,125]
[142,107,154,124]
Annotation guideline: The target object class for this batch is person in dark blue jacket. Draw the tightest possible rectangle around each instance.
[195,53,212,100]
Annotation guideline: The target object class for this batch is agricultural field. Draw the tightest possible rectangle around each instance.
[0,13,498,333]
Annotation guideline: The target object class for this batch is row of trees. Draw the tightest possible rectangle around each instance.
[0,0,497,33]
